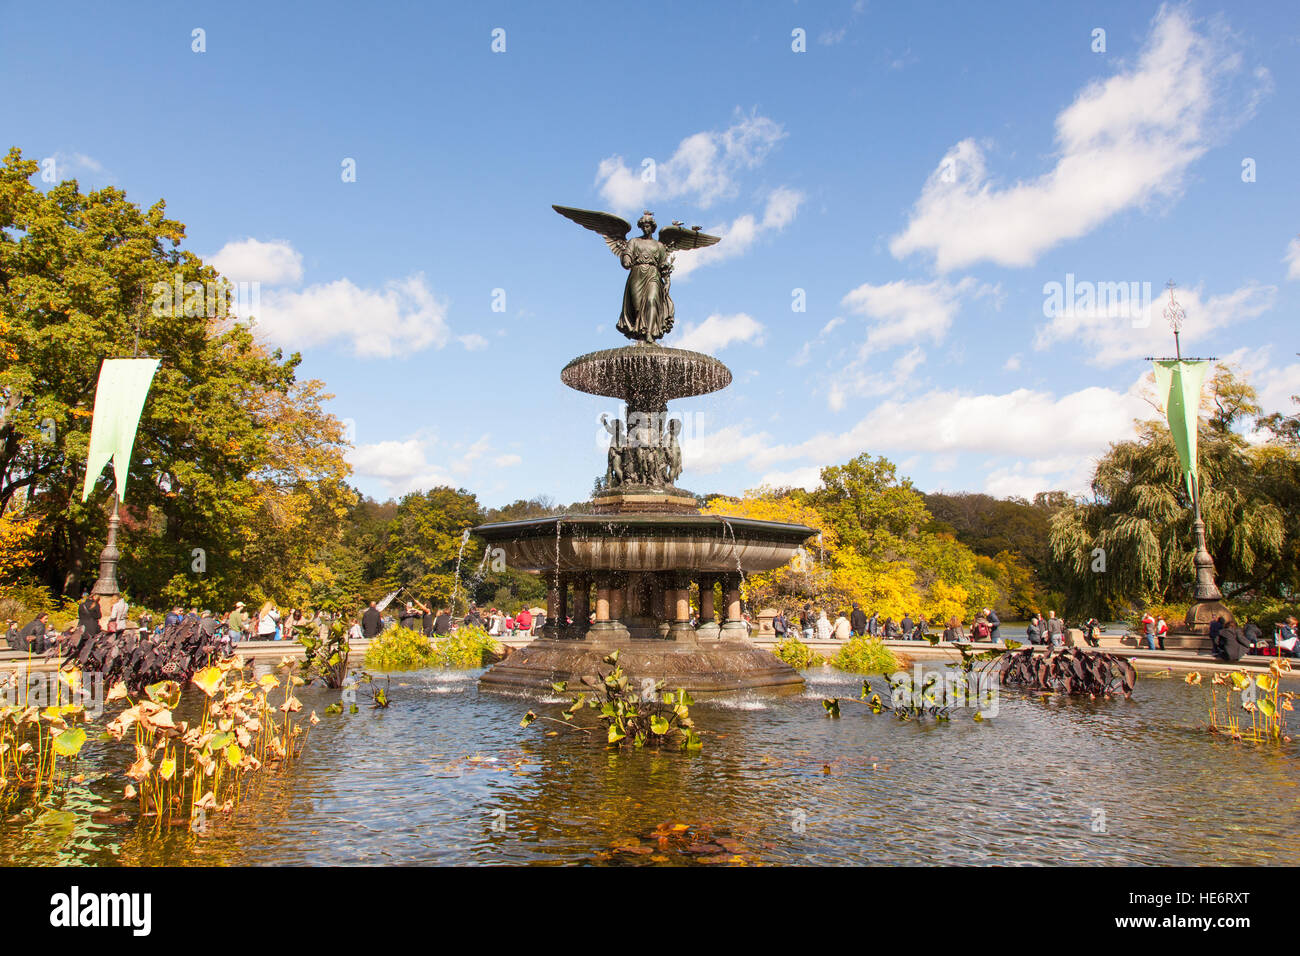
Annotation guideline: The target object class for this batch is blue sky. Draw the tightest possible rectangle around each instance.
[4,1,1299,507]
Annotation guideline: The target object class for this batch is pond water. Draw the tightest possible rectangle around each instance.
[2,665,1296,866]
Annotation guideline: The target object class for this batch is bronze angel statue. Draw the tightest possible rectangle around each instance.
[553,205,721,344]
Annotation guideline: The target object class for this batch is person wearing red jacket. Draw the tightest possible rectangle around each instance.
[514,607,533,635]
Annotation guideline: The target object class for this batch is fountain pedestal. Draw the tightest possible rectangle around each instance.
[475,335,815,694]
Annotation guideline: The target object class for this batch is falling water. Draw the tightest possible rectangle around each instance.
[553,518,563,602]
[450,528,470,613]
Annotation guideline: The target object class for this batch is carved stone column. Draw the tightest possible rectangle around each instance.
[667,571,695,641]
[720,572,748,640]
[571,574,591,636]
[590,572,630,642]
[695,573,720,641]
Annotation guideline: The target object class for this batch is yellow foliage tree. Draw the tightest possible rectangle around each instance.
[0,507,39,582]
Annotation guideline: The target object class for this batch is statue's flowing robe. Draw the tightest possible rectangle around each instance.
[618,237,674,341]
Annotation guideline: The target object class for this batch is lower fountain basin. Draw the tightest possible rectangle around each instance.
[472,513,815,574]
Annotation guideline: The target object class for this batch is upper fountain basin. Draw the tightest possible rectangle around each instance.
[472,514,816,574]
[561,344,732,404]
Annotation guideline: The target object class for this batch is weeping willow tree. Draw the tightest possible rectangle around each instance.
[1050,368,1288,617]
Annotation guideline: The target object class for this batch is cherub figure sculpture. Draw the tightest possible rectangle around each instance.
[600,413,625,488]
[553,205,721,344]
[662,418,683,486]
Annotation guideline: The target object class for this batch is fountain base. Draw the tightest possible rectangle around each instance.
[479,638,804,694]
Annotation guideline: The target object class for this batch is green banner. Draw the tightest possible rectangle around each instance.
[81,358,160,503]
[1152,359,1209,500]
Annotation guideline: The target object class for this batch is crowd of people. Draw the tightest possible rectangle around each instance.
[7,591,1299,662]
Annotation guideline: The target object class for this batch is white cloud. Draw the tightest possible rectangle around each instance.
[890,7,1258,271]
[841,277,983,349]
[756,465,824,491]
[1004,353,1022,371]
[983,455,1097,498]
[252,273,451,358]
[493,454,522,468]
[1285,237,1300,281]
[667,187,804,280]
[345,439,455,497]
[210,238,304,286]
[48,151,111,182]
[458,333,489,351]
[680,423,775,475]
[1033,281,1275,367]
[671,312,765,354]
[596,112,786,212]
[758,375,1152,474]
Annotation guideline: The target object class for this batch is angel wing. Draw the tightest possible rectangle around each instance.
[552,205,632,256]
[659,225,721,252]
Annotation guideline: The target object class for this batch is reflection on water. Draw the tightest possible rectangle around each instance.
[2,666,1296,866]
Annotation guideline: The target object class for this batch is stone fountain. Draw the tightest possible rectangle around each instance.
[475,205,815,693]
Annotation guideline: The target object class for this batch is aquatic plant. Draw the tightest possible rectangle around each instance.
[830,636,905,674]
[0,667,90,804]
[104,655,314,828]
[1199,658,1293,743]
[996,646,1136,697]
[363,624,503,671]
[823,669,996,723]
[299,618,351,688]
[522,650,702,751]
[772,636,824,669]
[363,627,439,671]
[432,625,503,668]
[64,615,225,694]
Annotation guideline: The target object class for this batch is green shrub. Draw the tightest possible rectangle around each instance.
[364,627,439,671]
[831,637,906,674]
[432,625,503,668]
[1225,596,1300,633]
[0,582,77,630]
[364,624,504,671]
[772,636,824,669]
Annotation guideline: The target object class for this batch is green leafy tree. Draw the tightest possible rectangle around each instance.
[0,147,353,607]
[1050,368,1288,616]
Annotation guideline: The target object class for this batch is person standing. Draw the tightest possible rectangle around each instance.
[513,606,532,636]
[78,593,102,638]
[1140,610,1156,651]
[985,608,1001,643]
[108,594,129,633]
[1046,611,1065,649]
[772,609,788,641]
[800,605,813,641]
[228,602,247,642]
[399,603,419,632]
[257,602,279,641]
[361,600,383,638]
[1155,615,1169,651]
[850,603,867,637]
[914,614,928,641]
[901,612,914,640]
[866,610,879,638]
[422,599,436,636]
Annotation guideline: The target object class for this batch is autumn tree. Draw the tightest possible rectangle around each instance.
[0,147,353,608]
